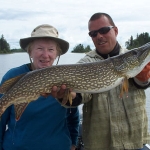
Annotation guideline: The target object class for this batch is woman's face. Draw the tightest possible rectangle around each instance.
[29,39,58,70]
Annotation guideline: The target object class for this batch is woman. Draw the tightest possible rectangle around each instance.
[0,24,79,150]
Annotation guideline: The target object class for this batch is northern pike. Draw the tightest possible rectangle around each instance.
[0,42,150,120]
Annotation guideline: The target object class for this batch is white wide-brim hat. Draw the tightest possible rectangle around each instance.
[19,24,69,55]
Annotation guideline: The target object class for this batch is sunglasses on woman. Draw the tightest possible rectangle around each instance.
[89,26,114,38]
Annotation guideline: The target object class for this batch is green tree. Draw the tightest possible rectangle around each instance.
[125,32,150,50]
[72,44,84,53]
[0,35,10,53]
[84,45,92,52]
[71,44,92,53]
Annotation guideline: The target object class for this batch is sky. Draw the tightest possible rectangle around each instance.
[0,0,150,52]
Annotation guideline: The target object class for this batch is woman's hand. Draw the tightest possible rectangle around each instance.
[51,85,76,99]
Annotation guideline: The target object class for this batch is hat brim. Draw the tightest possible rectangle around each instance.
[19,36,69,55]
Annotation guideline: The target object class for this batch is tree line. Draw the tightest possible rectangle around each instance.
[0,35,25,54]
[0,35,11,53]
[125,32,150,50]
[0,32,150,54]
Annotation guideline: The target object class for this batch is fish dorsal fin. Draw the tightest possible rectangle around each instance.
[0,74,26,94]
[14,102,29,121]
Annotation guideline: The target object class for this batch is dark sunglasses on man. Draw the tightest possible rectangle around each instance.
[89,26,114,38]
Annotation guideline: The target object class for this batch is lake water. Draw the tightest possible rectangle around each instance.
[0,53,150,131]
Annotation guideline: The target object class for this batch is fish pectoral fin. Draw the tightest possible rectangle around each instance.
[0,73,26,94]
[61,89,72,106]
[120,76,129,98]
[14,102,29,121]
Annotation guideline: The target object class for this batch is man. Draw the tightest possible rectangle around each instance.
[78,12,150,150]
[52,13,150,150]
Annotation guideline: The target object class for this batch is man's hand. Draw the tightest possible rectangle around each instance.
[135,62,150,82]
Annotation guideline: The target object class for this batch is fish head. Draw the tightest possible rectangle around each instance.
[112,42,150,78]
[136,42,150,67]
[126,42,150,77]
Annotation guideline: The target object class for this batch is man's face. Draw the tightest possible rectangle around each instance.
[88,16,118,54]
[30,39,58,70]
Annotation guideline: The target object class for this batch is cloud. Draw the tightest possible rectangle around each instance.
[0,9,41,20]
[0,0,150,51]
